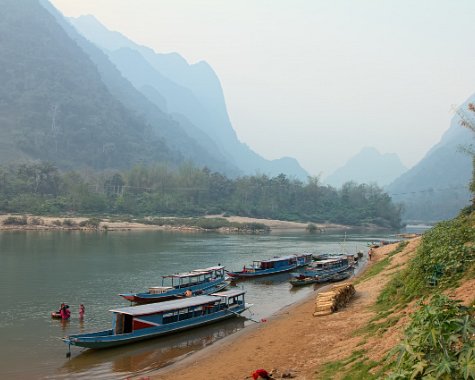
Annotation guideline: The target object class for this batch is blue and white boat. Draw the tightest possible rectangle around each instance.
[119,266,228,304]
[227,255,299,278]
[300,256,351,277]
[63,289,249,350]
[296,252,313,267]
[289,256,353,287]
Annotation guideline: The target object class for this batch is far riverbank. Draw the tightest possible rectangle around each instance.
[0,214,350,233]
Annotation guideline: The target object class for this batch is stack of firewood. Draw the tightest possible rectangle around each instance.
[313,283,356,317]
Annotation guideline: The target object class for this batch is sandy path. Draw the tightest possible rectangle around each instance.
[143,241,418,380]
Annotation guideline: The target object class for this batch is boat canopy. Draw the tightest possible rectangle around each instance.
[258,255,297,263]
[192,265,224,272]
[110,295,222,316]
[212,289,246,298]
[162,271,209,279]
[314,257,347,265]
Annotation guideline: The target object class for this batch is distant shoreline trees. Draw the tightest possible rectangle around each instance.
[0,162,403,229]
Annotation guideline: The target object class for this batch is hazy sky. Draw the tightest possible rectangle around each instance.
[51,0,475,176]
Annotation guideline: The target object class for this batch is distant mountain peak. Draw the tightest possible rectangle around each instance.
[325,147,407,187]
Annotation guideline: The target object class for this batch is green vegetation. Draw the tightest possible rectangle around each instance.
[0,162,402,228]
[2,215,28,225]
[387,295,475,380]
[319,350,381,380]
[140,217,270,232]
[377,215,474,311]
[353,242,408,285]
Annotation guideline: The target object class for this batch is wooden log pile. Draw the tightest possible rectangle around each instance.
[313,283,356,317]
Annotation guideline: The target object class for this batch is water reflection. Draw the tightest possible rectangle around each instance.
[0,229,382,378]
[56,318,245,379]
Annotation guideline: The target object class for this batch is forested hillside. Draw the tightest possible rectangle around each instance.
[0,0,184,170]
[69,14,310,180]
[388,97,474,222]
[0,162,402,229]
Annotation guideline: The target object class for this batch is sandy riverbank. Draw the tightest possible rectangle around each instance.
[0,214,347,232]
[140,240,420,380]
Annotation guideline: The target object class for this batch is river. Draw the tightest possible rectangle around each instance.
[0,229,395,379]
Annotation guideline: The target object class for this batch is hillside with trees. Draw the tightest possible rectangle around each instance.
[0,162,402,229]
[387,96,474,222]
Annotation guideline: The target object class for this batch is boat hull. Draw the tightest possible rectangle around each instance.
[120,280,228,304]
[227,264,297,278]
[64,307,245,349]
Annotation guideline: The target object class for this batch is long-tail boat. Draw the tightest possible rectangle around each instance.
[227,255,300,278]
[119,266,228,304]
[63,289,249,350]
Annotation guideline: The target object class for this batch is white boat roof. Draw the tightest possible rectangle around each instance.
[110,295,222,316]
[163,271,208,279]
[296,252,313,256]
[192,265,224,272]
[212,289,246,298]
[313,258,347,264]
[256,255,297,263]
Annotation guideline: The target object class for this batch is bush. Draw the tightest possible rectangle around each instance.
[3,215,28,225]
[306,223,318,233]
[62,219,77,227]
[29,217,44,225]
[387,294,475,379]
[51,219,62,226]
[78,218,101,229]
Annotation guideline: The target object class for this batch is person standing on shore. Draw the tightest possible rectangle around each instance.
[368,248,374,261]
[79,304,85,320]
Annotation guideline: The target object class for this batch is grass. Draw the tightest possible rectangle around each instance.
[353,241,408,286]
[318,350,382,380]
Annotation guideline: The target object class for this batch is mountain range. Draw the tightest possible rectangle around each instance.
[324,147,407,188]
[387,97,474,222]
[67,13,309,179]
[0,0,308,179]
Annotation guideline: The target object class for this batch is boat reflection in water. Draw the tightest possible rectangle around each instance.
[56,317,245,379]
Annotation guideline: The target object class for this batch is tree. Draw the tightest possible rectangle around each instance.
[460,103,475,205]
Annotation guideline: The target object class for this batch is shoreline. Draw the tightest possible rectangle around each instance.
[0,214,352,233]
[141,240,418,380]
[147,282,335,379]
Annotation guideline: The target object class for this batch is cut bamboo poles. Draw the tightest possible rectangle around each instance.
[313,283,356,317]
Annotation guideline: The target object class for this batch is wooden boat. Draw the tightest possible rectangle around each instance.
[295,252,313,267]
[328,268,353,282]
[289,272,336,286]
[290,256,352,287]
[119,266,228,304]
[63,289,249,350]
[227,255,299,278]
[300,256,351,277]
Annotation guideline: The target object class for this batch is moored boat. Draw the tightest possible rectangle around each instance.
[119,266,228,304]
[290,256,352,287]
[227,255,299,278]
[295,252,313,267]
[63,289,249,350]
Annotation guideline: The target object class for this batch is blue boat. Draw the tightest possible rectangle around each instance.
[227,255,300,278]
[289,256,352,287]
[296,252,313,267]
[300,256,351,277]
[63,289,249,350]
[119,266,228,304]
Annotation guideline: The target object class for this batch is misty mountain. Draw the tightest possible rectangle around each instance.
[39,0,239,175]
[69,15,309,180]
[324,147,407,188]
[387,97,474,222]
[0,0,184,170]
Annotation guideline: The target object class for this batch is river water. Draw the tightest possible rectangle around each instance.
[0,229,394,379]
